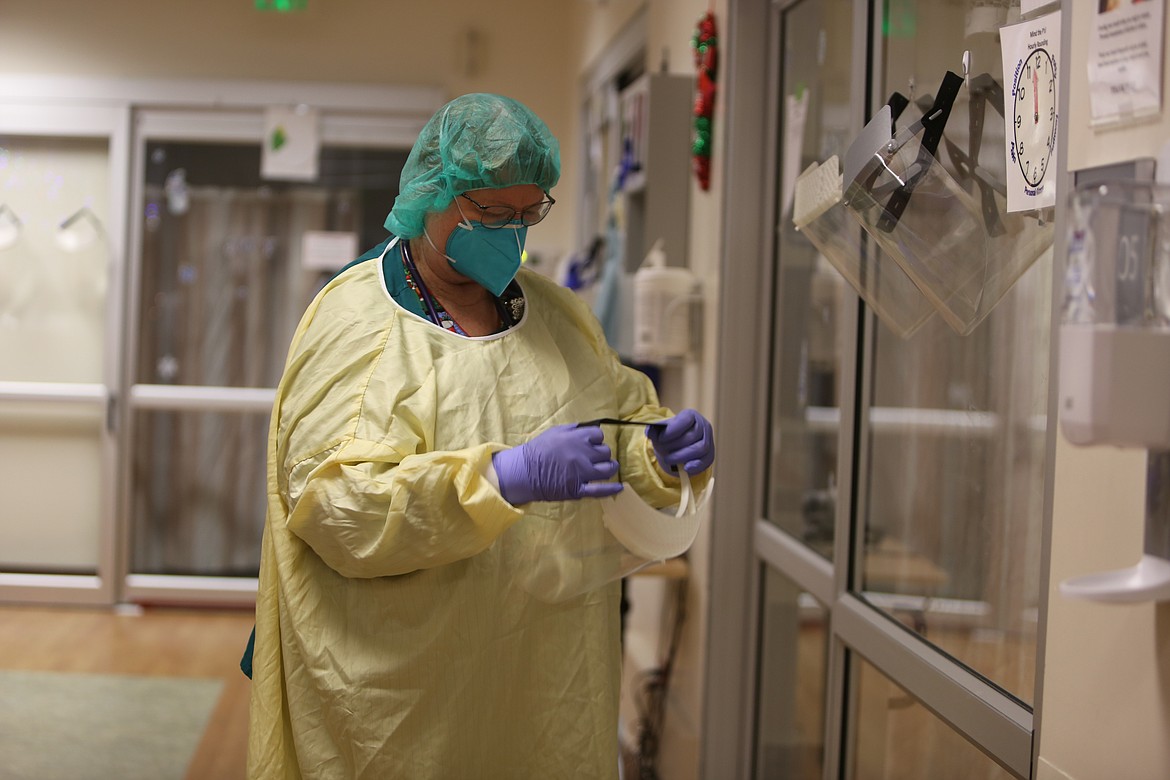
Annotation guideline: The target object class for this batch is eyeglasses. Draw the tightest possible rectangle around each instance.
[459,192,555,229]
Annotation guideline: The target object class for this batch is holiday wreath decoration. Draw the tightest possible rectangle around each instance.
[691,11,718,191]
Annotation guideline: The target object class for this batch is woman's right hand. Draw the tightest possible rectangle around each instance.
[491,424,623,505]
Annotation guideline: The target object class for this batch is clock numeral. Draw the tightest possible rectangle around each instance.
[1016,115,1023,129]
[1018,84,1026,100]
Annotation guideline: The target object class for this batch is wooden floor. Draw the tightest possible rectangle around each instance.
[0,604,255,780]
[0,603,1036,780]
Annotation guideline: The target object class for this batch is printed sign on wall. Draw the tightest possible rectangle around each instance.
[262,106,319,181]
[1088,0,1165,126]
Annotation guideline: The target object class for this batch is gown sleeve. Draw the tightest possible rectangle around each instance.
[271,276,524,579]
[282,437,523,578]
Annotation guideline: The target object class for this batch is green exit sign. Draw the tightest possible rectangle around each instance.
[882,0,916,38]
[255,0,306,11]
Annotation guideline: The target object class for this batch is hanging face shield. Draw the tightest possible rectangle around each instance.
[797,70,1056,337]
[840,71,1054,335]
[940,73,1009,239]
[792,98,938,338]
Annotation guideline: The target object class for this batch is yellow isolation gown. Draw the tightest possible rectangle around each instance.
[247,256,702,779]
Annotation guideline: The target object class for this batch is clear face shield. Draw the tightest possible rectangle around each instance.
[500,469,712,604]
[793,144,938,339]
[795,70,1055,337]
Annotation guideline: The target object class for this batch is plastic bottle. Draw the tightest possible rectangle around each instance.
[633,239,695,362]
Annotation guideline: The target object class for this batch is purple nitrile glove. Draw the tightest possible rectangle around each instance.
[646,408,715,476]
[492,424,624,506]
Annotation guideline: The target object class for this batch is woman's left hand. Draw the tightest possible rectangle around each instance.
[647,408,715,476]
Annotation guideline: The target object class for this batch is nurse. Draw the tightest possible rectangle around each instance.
[247,92,714,779]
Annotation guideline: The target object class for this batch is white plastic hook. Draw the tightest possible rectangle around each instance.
[0,204,22,251]
[56,206,103,252]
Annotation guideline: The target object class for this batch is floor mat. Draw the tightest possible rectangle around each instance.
[0,669,223,780]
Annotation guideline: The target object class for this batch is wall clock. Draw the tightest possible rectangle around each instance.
[1000,10,1062,212]
[1013,47,1057,188]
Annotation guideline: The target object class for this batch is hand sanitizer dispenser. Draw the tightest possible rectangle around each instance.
[1058,171,1170,448]
[633,239,699,363]
[1058,155,1170,603]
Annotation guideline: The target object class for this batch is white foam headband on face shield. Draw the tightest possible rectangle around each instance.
[599,471,711,562]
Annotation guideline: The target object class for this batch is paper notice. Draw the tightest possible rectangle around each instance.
[1088,0,1165,126]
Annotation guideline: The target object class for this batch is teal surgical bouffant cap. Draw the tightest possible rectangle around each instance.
[384,93,561,239]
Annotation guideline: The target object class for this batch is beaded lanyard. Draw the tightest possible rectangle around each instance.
[400,240,469,336]
[399,240,526,335]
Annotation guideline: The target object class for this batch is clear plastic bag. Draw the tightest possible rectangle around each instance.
[793,156,936,338]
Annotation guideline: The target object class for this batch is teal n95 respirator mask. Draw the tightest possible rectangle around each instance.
[426,206,527,297]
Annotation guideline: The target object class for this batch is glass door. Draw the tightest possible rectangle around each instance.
[0,105,130,604]
[122,109,411,604]
[710,0,1050,777]
[859,0,1049,710]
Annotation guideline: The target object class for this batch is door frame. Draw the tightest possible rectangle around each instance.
[120,90,442,607]
[0,102,131,605]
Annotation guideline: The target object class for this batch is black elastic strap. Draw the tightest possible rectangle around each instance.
[878,71,964,233]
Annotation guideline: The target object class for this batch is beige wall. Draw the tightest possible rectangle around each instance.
[1038,4,1170,779]
[0,0,582,261]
